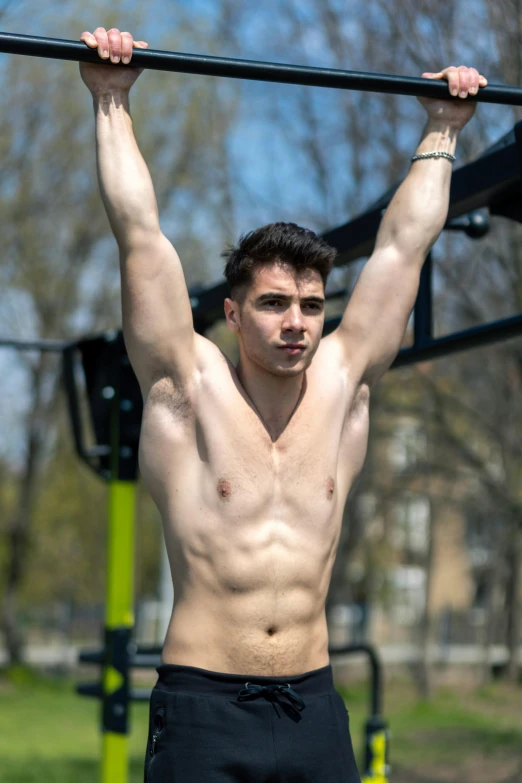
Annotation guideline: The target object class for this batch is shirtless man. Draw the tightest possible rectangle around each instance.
[80,27,486,783]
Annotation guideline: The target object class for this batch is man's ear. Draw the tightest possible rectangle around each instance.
[224,297,240,333]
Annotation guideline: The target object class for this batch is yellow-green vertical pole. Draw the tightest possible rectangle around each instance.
[361,716,390,782]
[101,338,137,783]
[101,479,136,783]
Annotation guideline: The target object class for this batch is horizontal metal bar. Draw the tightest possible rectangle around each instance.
[130,654,162,668]
[0,336,73,351]
[131,688,153,702]
[395,312,522,366]
[324,312,522,362]
[1,31,520,105]
[79,650,103,665]
[76,682,103,699]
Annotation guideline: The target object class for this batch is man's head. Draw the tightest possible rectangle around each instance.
[222,223,337,377]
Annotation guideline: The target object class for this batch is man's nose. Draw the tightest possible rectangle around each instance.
[282,305,306,331]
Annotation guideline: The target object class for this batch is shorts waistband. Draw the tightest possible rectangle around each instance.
[155,663,334,698]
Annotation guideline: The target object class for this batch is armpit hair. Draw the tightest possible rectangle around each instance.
[147,375,194,421]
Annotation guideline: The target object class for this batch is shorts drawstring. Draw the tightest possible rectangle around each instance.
[237,682,306,717]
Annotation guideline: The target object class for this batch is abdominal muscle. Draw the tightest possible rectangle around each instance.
[160,505,343,676]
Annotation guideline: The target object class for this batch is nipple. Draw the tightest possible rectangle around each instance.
[326,477,335,500]
[217,478,232,500]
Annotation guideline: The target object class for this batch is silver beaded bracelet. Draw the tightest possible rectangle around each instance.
[411,151,456,163]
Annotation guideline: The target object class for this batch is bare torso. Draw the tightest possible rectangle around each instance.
[138,336,370,676]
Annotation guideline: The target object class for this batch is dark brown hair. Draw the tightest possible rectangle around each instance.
[222,222,337,300]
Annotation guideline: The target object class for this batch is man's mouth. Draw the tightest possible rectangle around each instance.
[279,344,305,355]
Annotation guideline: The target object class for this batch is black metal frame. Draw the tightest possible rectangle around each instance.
[320,121,522,362]
[187,121,522,365]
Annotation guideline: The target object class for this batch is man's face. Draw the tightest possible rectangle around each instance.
[225,262,325,377]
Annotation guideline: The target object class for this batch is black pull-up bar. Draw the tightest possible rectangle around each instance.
[1,30,522,105]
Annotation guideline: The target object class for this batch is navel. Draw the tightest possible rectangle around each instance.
[217,478,232,500]
[266,627,277,637]
[326,477,335,500]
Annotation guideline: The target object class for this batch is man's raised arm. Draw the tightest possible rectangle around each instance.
[80,27,197,397]
[332,66,488,388]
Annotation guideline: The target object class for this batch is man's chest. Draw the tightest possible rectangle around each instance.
[139,360,370,519]
[191,372,370,513]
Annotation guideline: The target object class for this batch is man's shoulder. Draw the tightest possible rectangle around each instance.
[317,330,372,389]
[313,331,349,380]
[194,333,230,369]
[312,332,370,409]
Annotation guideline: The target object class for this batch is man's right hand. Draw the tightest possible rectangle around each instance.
[79,27,149,95]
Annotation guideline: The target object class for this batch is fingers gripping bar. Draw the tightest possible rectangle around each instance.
[1,30,522,105]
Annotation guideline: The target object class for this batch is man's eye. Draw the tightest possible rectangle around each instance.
[263,300,321,309]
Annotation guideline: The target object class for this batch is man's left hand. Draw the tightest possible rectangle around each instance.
[418,66,488,129]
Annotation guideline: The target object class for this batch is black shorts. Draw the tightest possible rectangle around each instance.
[144,663,361,782]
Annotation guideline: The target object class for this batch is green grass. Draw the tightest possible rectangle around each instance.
[338,676,522,780]
[0,667,150,783]
[1,667,522,782]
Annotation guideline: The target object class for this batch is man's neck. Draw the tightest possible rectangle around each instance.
[236,357,306,441]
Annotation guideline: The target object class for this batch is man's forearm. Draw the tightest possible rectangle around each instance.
[94,90,160,249]
[375,120,459,260]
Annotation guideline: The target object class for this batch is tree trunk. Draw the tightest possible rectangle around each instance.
[416,496,435,699]
[1,357,48,665]
[481,555,502,685]
[412,380,437,699]
[505,524,522,681]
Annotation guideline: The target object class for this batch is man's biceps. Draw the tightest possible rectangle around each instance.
[338,313,404,375]
[338,304,374,345]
